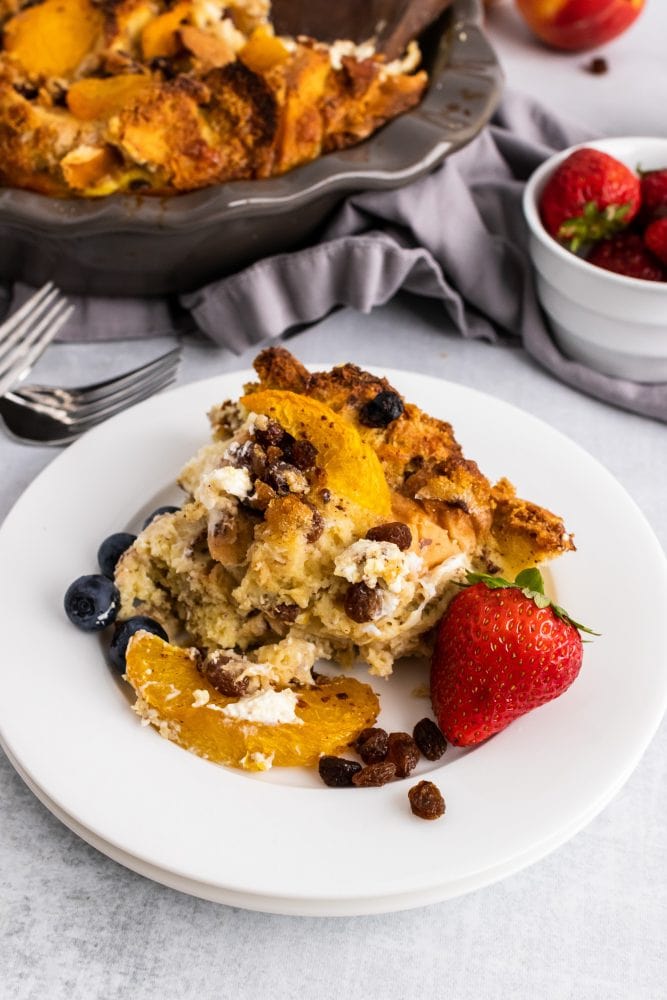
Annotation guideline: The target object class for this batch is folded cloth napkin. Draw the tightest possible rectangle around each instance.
[2,90,666,423]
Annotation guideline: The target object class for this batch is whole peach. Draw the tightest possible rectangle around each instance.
[515,0,645,51]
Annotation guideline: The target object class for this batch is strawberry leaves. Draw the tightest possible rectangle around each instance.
[558,200,634,253]
[464,568,599,636]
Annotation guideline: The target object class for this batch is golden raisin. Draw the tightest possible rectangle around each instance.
[352,762,396,787]
[408,780,445,820]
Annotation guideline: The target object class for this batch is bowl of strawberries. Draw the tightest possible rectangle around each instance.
[522,137,667,383]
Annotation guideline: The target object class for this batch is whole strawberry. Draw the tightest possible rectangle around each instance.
[643,217,667,266]
[587,232,664,281]
[431,569,596,747]
[540,147,640,251]
[639,167,667,222]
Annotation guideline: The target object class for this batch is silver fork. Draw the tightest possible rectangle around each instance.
[0,347,181,446]
[0,282,74,397]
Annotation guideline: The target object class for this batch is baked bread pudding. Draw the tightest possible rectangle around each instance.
[0,0,427,196]
[112,349,575,769]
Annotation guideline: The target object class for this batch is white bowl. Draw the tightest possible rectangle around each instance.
[522,136,667,383]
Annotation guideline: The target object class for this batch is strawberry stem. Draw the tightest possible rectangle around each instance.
[464,569,599,636]
[558,201,633,253]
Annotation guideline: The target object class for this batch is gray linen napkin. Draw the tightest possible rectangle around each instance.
[2,91,666,423]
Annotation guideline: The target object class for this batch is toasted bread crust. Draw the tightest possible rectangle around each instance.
[240,348,575,576]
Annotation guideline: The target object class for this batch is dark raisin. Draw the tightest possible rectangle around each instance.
[272,603,299,623]
[344,582,382,623]
[359,391,404,428]
[320,489,332,503]
[584,56,608,75]
[408,780,445,820]
[352,762,396,787]
[265,461,294,495]
[386,732,420,778]
[306,507,324,543]
[318,755,361,787]
[287,438,318,471]
[255,419,287,449]
[198,653,248,697]
[413,718,447,761]
[150,57,177,79]
[13,82,39,100]
[357,728,389,764]
[353,726,384,749]
[366,522,412,551]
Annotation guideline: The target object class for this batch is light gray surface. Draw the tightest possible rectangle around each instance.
[1,296,666,999]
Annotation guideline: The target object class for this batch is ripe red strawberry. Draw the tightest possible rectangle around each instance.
[587,232,664,281]
[639,167,667,221]
[643,217,667,266]
[540,147,640,251]
[431,569,596,748]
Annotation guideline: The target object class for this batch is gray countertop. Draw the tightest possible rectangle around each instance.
[2,294,666,999]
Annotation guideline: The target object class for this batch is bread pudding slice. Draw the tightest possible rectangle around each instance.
[116,350,575,693]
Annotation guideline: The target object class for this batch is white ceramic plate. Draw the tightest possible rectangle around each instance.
[1,368,665,916]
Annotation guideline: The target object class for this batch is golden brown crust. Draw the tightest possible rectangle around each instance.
[242,348,576,576]
[0,1,427,196]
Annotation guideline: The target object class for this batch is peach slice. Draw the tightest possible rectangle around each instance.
[241,389,392,516]
[239,25,290,74]
[67,75,153,122]
[3,0,104,79]
[125,632,380,769]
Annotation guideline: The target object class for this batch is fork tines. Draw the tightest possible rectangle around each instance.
[0,283,74,397]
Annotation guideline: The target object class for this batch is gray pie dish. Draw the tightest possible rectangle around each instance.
[0,0,502,297]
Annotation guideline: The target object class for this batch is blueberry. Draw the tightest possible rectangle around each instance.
[359,391,404,428]
[97,532,137,578]
[64,575,120,632]
[109,616,168,672]
[142,505,180,530]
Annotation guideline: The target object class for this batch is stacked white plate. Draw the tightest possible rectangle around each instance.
[1,369,665,916]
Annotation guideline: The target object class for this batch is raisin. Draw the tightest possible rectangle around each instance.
[149,56,177,79]
[13,82,39,100]
[356,727,389,764]
[408,780,445,820]
[265,461,293,495]
[272,603,299,623]
[359,391,404,428]
[344,582,382,623]
[306,507,324,543]
[413,718,447,761]
[366,522,412,551]
[249,443,268,479]
[246,480,276,512]
[198,653,248,697]
[318,756,361,787]
[352,762,396,787]
[320,489,332,503]
[386,732,420,777]
[353,726,384,749]
[255,419,286,450]
[287,438,318,471]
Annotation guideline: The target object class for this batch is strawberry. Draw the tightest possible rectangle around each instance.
[639,167,667,221]
[430,569,596,748]
[643,217,667,266]
[587,232,664,281]
[540,147,640,251]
